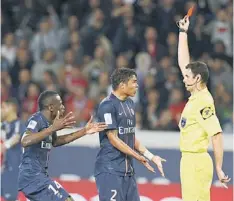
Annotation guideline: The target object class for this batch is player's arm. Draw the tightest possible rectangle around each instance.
[135,137,166,177]
[177,16,190,75]
[196,103,231,187]
[21,112,76,147]
[52,116,107,147]
[107,130,144,161]
[3,134,21,150]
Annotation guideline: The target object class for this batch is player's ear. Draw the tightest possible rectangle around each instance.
[196,74,201,83]
[48,104,53,112]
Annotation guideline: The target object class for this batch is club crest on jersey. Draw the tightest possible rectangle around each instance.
[181,117,187,128]
[200,107,214,120]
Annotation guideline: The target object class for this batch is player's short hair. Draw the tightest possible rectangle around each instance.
[38,90,59,111]
[186,61,209,84]
[5,98,19,111]
[111,68,137,90]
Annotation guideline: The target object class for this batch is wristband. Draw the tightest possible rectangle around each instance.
[143,150,154,161]
[179,28,187,33]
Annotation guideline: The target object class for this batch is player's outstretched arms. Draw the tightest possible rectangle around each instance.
[21,111,76,147]
[52,116,107,147]
[1,134,21,155]
[212,132,231,188]
[177,16,190,75]
[135,137,166,177]
[107,130,155,173]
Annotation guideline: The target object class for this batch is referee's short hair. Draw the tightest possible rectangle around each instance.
[186,61,209,84]
[38,90,59,111]
[111,68,137,90]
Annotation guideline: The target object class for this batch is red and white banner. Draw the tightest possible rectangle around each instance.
[1,180,232,201]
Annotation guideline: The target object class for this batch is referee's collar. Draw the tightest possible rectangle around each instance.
[189,87,208,100]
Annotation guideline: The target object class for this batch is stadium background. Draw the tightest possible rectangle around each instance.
[1,0,233,200]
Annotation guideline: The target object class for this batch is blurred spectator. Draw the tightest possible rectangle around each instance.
[143,88,164,130]
[214,84,233,133]
[81,8,107,57]
[65,86,94,126]
[209,57,232,94]
[30,10,60,62]
[1,33,17,66]
[59,15,80,51]
[204,7,233,56]
[83,45,109,80]
[31,49,62,82]
[69,32,85,64]
[22,82,40,115]
[168,88,186,125]
[17,69,31,104]
[155,109,178,131]
[141,27,168,62]
[58,49,76,87]
[42,70,60,92]
[10,49,33,87]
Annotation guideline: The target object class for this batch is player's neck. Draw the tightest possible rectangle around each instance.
[41,110,53,123]
[6,113,17,122]
[191,84,207,95]
[112,91,128,101]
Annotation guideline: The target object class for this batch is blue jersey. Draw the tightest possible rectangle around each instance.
[1,119,25,168]
[18,112,55,190]
[94,93,136,176]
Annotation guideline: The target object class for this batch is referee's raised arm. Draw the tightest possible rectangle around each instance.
[177,16,190,75]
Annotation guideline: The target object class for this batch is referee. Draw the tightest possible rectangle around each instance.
[177,16,231,201]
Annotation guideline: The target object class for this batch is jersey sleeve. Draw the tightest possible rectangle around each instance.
[98,101,117,130]
[25,117,41,133]
[196,101,222,137]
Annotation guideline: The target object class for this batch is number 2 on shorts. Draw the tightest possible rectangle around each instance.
[110,190,117,201]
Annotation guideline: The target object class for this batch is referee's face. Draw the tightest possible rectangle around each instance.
[183,69,197,92]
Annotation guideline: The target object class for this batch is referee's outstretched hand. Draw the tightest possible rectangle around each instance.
[217,169,231,188]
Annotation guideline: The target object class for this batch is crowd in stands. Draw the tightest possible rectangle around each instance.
[1,0,233,132]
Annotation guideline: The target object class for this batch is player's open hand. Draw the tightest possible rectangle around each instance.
[139,156,155,173]
[177,16,190,32]
[152,155,166,177]
[51,111,76,131]
[85,116,108,134]
[217,169,231,188]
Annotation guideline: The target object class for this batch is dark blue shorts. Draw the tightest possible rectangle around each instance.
[1,167,19,200]
[95,173,140,201]
[20,174,70,201]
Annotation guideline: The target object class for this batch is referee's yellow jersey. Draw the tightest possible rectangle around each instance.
[179,88,222,201]
[179,87,222,152]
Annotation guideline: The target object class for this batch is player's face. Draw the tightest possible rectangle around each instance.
[1,102,14,121]
[122,75,138,97]
[183,69,198,92]
[51,95,65,118]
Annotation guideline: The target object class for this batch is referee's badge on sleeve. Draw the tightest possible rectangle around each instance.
[181,117,186,128]
[104,113,112,124]
[200,107,214,120]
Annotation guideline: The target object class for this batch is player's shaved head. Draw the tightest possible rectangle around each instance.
[111,68,137,90]
[38,90,59,111]
[185,61,209,84]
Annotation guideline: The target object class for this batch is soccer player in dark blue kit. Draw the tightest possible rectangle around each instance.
[95,68,166,201]
[1,98,26,201]
[18,90,107,201]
